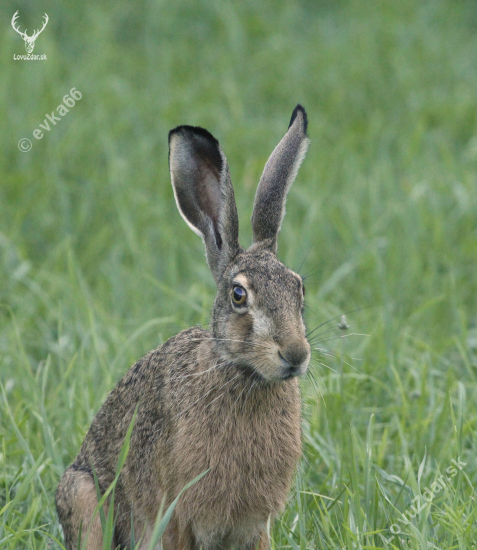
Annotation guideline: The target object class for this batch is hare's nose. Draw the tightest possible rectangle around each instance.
[278,341,310,378]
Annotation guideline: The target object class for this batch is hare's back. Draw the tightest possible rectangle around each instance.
[73,326,210,489]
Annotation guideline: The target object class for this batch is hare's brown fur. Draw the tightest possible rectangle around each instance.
[58,326,301,548]
[57,106,310,549]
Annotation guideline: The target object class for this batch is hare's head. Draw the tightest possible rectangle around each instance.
[169,105,311,382]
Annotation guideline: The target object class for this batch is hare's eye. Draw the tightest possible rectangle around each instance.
[302,285,306,297]
[232,285,247,306]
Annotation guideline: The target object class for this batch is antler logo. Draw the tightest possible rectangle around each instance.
[11,11,49,54]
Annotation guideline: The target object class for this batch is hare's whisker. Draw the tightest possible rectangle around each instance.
[339,357,363,374]
[187,337,270,350]
[203,372,242,411]
[242,378,259,414]
[177,370,243,419]
[311,332,369,345]
[307,326,342,342]
[208,337,270,349]
[178,361,229,380]
[306,306,368,339]
[296,239,317,274]
[310,359,337,373]
[175,383,219,419]
[313,347,335,357]
[312,351,363,374]
[234,376,253,407]
[306,371,326,405]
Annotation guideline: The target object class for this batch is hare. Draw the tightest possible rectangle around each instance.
[56,105,311,550]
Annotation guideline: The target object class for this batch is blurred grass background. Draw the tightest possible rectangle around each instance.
[1,0,477,548]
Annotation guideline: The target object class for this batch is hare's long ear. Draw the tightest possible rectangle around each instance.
[251,105,309,253]
[169,125,240,283]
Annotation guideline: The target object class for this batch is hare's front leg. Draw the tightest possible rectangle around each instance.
[161,515,195,550]
[243,531,269,550]
[56,465,107,550]
[257,531,270,550]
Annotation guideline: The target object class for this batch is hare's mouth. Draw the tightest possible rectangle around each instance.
[241,346,309,382]
[220,334,309,382]
[278,350,308,379]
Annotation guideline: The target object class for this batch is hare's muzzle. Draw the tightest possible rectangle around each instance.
[278,340,310,379]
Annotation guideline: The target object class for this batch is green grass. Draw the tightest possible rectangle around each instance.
[1,0,477,547]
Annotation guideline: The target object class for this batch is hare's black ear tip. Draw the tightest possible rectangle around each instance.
[288,104,308,134]
[168,126,182,144]
[168,125,219,145]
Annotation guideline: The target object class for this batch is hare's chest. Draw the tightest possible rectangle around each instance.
[213,413,301,494]
[174,397,302,529]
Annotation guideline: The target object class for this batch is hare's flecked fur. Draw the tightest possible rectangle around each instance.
[57,106,311,549]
